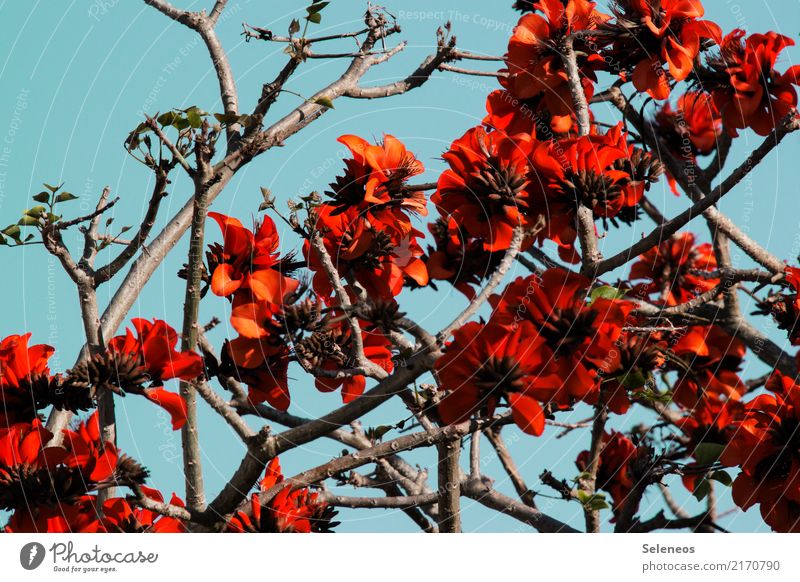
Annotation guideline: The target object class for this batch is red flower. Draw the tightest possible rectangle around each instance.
[708,30,800,136]
[670,325,745,407]
[298,319,394,404]
[490,268,636,406]
[0,333,58,426]
[108,318,204,430]
[87,488,186,533]
[227,458,338,533]
[432,126,539,252]
[502,0,611,131]
[60,412,119,483]
[755,266,800,345]
[435,321,559,436]
[0,413,132,531]
[223,337,290,410]
[677,396,740,492]
[423,217,505,300]
[721,372,800,532]
[207,212,299,304]
[597,329,667,414]
[529,124,635,261]
[629,232,719,305]
[329,135,426,236]
[576,431,648,513]
[608,0,721,99]
[305,203,428,301]
[654,91,722,156]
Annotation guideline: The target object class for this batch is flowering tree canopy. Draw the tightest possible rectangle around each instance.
[3,0,800,534]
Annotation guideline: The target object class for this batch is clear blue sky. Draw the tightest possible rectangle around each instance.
[0,0,798,532]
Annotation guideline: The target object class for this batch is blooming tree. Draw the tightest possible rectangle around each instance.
[2,0,800,533]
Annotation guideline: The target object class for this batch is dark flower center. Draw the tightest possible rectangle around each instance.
[537,305,598,356]
[473,355,525,397]
[560,170,623,215]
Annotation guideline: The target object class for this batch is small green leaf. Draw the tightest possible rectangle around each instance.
[306,12,322,24]
[186,107,204,128]
[576,490,609,510]
[43,183,62,193]
[55,192,78,203]
[173,117,191,131]
[18,215,39,227]
[692,477,711,501]
[709,470,732,487]
[47,213,61,223]
[33,192,50,203]
[589,285,627,303]
[213,112,240,124]
[24,206,47,217]
[2,224,21,240]
[312,96,334,109]
[306,1,329,14]
[619,370,647,390]
[693,442,725,465]
[157,111,181,126]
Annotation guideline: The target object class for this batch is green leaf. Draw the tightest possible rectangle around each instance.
[47,213,61,223]
[33,192,50,203]
[288,18,300,35]
[709,470,732,487]
[174,117,191,131]
[213,112,240,124]
[306,1,329,14]
[2,224,21,240]
[589,285,627,303]
[312,96,334,109]
[43,183,62,193]
[306,12,322,24]
[18,215,39,227]
[693,442,725,465]
[692,477,711,501]
[186,107,204,128]
[25,206,47,217]
[55,192,78,203]
[619,370,647,390]
[157,111,181,126]
[576,490,609,511]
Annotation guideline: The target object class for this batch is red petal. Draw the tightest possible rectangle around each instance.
[143,388,188,430]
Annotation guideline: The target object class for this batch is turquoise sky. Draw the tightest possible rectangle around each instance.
[1,1,798,532]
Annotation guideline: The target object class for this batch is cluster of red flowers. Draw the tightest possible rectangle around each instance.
[206,211,299,409]
[305,134,428,301]
[0,411,183,533]
[227,458,337,533]
[576,430,651,516]
[0,318,203,531]
[209,168,400,408]
[435,268,637,435]
[721,373,800,532]
[607,0,721,99]
[629,232,719,306]
[494,0,796,139]
[501,0,610,131]
[705,30,800,136]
